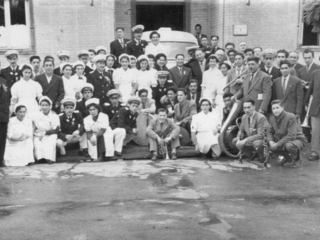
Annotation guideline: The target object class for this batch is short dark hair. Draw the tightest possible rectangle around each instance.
[211,35,219,40]
[116,27,124,31]
[43,59,55,66]
[277,49,289,58]
[189,79,199,86]
[195,48,204,54]
[175,54,185,59]
[155,53,167,61]
[166,86,177,94]
[220,62,231,70]
[138,88,148,96]
[303,48,314,57]
[235,52,245,59]
[149,31,160,39]
[195,24,202,29]
[29,55,41,63]
[246,56,260,64]
[15,105,27,113]
[225,42,235,48]
[207,55,219,63]
[199,98,211,107]
[177,88,187,95]
[147,54,155,61]
[279,60,292,68]
[223,92,233,99]
[201,35,208,40]
[253,47,263,52]
[271,99,283,106]
[62,63,73,71]
[244,98,255,106]
[20,64,33,78]
[244,48,254,55]
[88,49,96,55]
[227,49,237,56]
[86,103,101,113]
[44,55,54,61]
[157,108,167,114]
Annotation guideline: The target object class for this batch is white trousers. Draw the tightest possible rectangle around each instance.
[88,127,115,159]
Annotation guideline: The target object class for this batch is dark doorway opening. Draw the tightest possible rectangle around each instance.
[136,3,185,31]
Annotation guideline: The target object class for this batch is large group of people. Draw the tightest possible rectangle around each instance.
[0,23,318,168]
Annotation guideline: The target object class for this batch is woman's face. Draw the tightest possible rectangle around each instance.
[140,60,148,71]
[151,34,160,44]
[75,66,84,76]
[201,101,210,112]
[157,57,166,67]
[139,92,148,102]
[121,58,129,69]
[63,66,72,78]
[167,90,176,100]
[209,58,217,67]
[40,102,51,114]
[130,59,137,69]
[107,57,115,68]
[220,64,229,76]
[89,106,99,117]
[16,107,27,120]
[148,58,155,68]
[22,68,32,80]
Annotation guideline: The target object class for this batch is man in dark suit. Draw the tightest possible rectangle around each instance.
[76,83,94,118]
[53,50,71,76]
[77,50,94,76]
[102,89,126,121]
[288,51,304,72]
[234,56,272,115]
[0,77,9,167]
[209,35,223,55]
[260,49,281,81]
[169,54,192,88]
[189,49,207,86]
[268,100,307,168]
[201,36,212,58]
[126,25,148,58]
[273,60,303,118]
[35,59,65,113]
[0,50,20,100]
[234,99,268,162]
[110,27,130,60]
[194,24,207,48]
[87,55,114,105]
[305,68,320,161]
[297,49,320,83]
[186,79,201,111]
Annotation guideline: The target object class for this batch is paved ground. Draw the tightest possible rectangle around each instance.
[0,151,320,240]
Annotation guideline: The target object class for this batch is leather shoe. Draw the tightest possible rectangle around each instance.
[308,152,319,161]
[290,159,302,168]
[151,154,157,161]
[115,151,122,157]
[171,152,177,160]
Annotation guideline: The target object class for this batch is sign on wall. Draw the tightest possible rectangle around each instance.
[233,25,248,36]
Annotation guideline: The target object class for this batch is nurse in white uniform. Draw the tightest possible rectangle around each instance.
[191,98,221,159]
[113,54,136,103]
[83,98,115,161]
[70,61,87,99]
[61,63,76,98]
[145,31,168,56]
[4,104,34,166]
[10,64,43,116]
[33,96,60,164]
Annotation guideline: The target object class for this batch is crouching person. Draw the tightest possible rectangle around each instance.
[84,98,114,161]
[268,100,307,168]
[233,99,268,162]
[56,98,86,156]
[191,98,221,160]
[146,108,180,160]
[110,96,141,156]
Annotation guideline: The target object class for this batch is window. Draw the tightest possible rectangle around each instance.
[0,0,31,49]
[302,16,319,46]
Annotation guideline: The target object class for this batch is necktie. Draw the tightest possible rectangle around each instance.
[282,77,287,94]
[160,122,163,130]
[108,70,113,75]
[266,68,270,74]
[237,69,241,76]
[121,40,124,48]
[248,73,254,88]
[248,116,251,127]
[179,67,183,76]
[192,93,195,100]
[306,65,309,73]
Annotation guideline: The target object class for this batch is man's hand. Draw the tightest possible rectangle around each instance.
[132,128,138,134]
[164,137,171,143]
[212,100,216,108]
[176,122,181,126]
[269,141,278,151]
[235,78,243,84]
[157,137,164,145]
[55,102,60,110]
[90,135,97,146]
[231,96,236,102]
[66,135,73,141]
[236,139,247,149]
[160,95,167,104]
[72,130,80,137]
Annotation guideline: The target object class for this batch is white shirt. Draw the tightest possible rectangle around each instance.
[84,112,109,132]
[33,111,60,131]
[45,74,53,83]
[145,42,168,56]
[191,111,220,133]
[70,74,87,93]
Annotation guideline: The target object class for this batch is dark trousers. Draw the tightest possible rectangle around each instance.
[0,122,8,165]
[271,141,305,162]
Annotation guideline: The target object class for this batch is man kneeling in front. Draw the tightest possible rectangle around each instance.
[268,100,307,168]
[146,108,180,160]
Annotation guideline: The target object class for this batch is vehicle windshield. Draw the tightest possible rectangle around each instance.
[160,42,197,60]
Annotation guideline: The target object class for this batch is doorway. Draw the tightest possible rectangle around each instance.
[136,3,185,31]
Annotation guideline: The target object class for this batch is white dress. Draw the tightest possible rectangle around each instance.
[10,78,43,114]
[84,112,114,159]
[191,111,221,156]
[33,111,60,162]
[212,75,228,123]
[113,68,135,103]
[4,117,34,166]
[134,70,157,98]
[70,74,87,94]
[62,76,77,98]
[145,43,168,56]
[201,67,224,100]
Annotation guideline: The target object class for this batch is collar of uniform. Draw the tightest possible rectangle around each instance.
[10,66,18,71]
[282,74,290,81]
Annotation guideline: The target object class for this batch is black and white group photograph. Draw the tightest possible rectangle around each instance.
[0,0,320,239]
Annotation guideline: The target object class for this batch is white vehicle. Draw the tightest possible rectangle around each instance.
[141,28,199,68]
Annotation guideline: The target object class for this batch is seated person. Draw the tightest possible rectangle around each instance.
[234,99,268,162]
[191,98,221,160]
[161,86,178,118]
[152,71,175,110]
[186,79,201,111]
[222,92,234,126]
[102,89,126,121]
[76,83,94,118]
[146,108,180,160]
[110,96,141,155]
[83,98,115,161]
[56,97,86,156]
[134,89,156,146]
[268,100,307,168]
